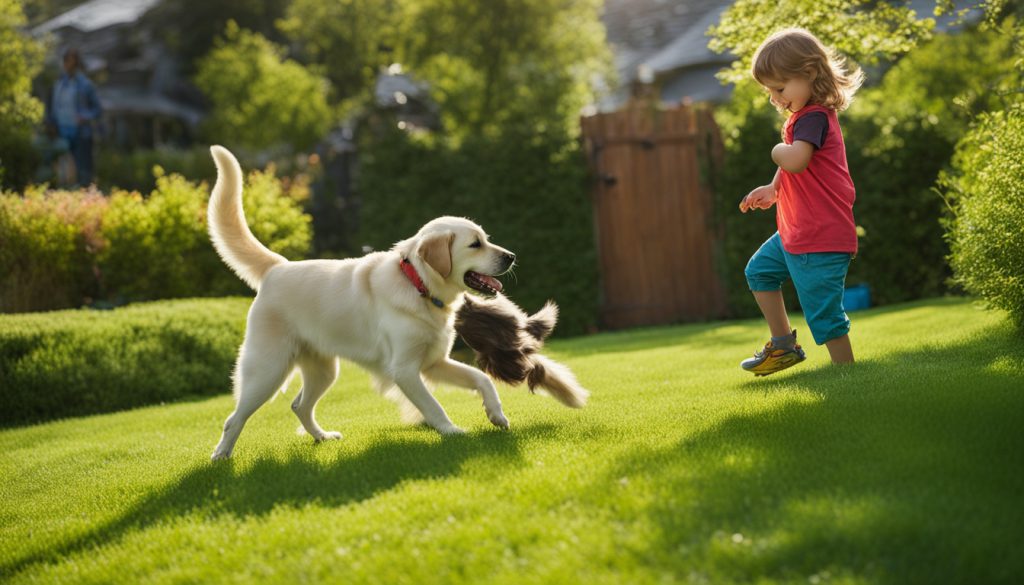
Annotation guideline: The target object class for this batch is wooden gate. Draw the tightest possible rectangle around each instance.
[581,99,726,329]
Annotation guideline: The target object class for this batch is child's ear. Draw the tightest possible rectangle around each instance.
[805,67,818,81]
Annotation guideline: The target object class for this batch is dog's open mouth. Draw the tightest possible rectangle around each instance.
[465,271,503,295]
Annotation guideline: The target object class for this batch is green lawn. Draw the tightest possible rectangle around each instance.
[2,297,1022,584]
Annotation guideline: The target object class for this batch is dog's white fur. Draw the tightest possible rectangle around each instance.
[208,146,515,460]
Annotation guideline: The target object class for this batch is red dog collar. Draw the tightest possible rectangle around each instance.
[400,259,444,308]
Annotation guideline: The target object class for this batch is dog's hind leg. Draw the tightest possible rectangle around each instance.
[292,350,342,442]
[211,331,295,460]
[425,358,509,430]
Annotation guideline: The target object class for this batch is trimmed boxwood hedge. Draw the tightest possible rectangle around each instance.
[0,298,250,426]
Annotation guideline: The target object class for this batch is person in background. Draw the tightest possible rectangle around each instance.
[44,47,102,186]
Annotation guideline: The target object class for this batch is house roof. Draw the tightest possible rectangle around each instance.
[33,0,161,35]
[603,0,729,85]
[643,3,731,75]
[596,0,981,111]
[604,0,978,83]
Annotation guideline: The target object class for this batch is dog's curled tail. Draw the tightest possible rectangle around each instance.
[526,354,589,408]
[208,145,286,290]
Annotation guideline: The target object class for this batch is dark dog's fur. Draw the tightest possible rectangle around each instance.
[454,294,589,408]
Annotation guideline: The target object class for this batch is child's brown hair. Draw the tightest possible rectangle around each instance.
[752,28,864,112]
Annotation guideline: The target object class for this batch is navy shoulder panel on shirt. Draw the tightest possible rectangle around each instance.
[792,111,828,149]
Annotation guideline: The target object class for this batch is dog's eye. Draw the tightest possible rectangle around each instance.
[469,239,482,249]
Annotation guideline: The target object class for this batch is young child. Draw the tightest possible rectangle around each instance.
[738,28,864,376]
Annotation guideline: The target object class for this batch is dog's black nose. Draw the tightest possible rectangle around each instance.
[502,253,516,270]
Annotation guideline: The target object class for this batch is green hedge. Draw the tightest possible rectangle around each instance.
[841,24,1018,306]
[357,126,599,336]
[95,146,217,194]
[93,146,319,195]
[0,167,311,313]
[942,104,1024,329]
[0,298,249,426]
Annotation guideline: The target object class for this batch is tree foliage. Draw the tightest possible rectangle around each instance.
[709,0,936,87]
[145,0,290,72]
[281,0,611,141]
[193,21,333,151]
[0,0,44,188]
[394,0,611,139]
[277,0,400,108]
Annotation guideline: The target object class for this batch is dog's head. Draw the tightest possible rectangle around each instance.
[396,216,516,301]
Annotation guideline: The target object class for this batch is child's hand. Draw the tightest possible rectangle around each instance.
[739,185,777,213]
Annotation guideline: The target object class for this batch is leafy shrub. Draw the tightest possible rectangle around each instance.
[0,187,106,312]
[0,298,249,426]
[95,145,320,198]
[95,146,217,193]
[842,23,1019,305]
[0,167,311,312]
[357,126,599,336]
[942,104,1024,329]
[99,166,311,300]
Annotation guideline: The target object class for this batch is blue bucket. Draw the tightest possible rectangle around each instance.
[844,284,871,311]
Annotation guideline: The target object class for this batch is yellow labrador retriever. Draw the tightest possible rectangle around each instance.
[208,146,515,460]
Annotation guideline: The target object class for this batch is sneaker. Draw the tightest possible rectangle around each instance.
[741,330,806,376]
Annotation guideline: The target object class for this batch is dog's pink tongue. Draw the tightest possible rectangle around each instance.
[480,274,503,292]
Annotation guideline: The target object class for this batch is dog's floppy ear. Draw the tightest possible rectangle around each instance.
[419,231,454,278]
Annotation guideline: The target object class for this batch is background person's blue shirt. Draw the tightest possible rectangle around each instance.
[53,75,79,138]
[45,72,102,140]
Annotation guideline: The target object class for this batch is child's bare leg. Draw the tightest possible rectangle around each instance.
[753,290,792,337]
[825,334,854,364]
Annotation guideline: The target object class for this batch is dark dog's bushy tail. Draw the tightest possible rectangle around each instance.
[525,301,557,341]
[526,354,589,408]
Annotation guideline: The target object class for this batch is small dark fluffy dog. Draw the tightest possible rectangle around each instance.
[454,294,589,408]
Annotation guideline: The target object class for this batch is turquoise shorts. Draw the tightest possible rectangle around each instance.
[745,232,853,345]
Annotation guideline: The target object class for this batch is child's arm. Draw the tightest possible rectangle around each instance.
[771,141,814,173]
[739,168,782,213]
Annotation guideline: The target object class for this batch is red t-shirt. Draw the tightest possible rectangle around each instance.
[776,104,858,254]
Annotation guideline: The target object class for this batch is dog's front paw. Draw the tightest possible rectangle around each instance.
[210,448,232,461]
[314,431,343,442]
[488,411,510,430]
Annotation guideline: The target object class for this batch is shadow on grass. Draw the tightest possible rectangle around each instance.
[607,319,1024,584]
[553,321,756,357]
[3,423,556,578]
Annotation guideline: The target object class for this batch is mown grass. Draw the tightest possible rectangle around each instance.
[1,297,1021,584]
